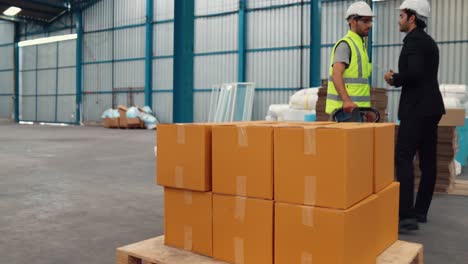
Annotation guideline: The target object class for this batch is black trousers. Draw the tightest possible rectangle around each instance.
[396,115,442,219]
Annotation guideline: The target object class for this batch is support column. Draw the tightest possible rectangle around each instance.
[310,0,321,87]
[145,0,154,107]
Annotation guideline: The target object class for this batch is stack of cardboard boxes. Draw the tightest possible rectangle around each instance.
[157,121,400,264]
[414,127,458,193]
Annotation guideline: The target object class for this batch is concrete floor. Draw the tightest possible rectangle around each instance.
[0,123,467,264]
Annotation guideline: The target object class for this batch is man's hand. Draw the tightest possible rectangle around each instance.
[343,100,357,113]
[384,70,395,86]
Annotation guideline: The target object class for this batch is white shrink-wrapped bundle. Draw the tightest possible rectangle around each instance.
[282,109,316,122]
[440,84,468,104]
[443,97,462,109]
[265,104,290,121]
[289,88,319,110]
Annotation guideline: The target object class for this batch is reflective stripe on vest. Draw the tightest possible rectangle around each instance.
[326,94,370,102]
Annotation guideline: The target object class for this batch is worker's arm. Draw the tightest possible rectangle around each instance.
[332,62,357,113]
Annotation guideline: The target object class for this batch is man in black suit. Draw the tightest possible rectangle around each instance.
[384,0,445,232]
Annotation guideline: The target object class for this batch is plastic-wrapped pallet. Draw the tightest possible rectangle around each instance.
[265,104,290,121]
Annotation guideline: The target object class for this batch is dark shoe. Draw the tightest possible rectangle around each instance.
[416,213,427,223]
[399,218,419,233]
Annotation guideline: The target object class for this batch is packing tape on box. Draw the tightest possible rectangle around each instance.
[234,196,246,222]
[237,126,248,147]
[234,237,245,264]
[176,124,185,145]
[304,176,317,205]
[301,206,314,227]
[175,166,184,188]
[236,176,247,196]
[184,225,193,251]
[304,127,317,155]
[301,252,313,264]
[184,191,192,205]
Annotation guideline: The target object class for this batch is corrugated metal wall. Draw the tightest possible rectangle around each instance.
[19,39,76,123]
[153,0,174,123]
[245,0,312,120]
[0,21,14,119]
[82,0,146,122]
[193,0,238,122]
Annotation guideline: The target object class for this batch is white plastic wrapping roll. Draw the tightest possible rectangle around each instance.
[289,88,320,110]
[443,97,462,109]
[265,104,290,121]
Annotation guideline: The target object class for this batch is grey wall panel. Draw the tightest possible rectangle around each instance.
[113,92,145,107]
[430,0,467,42]
[321,47,332,80]
[372,46,400,88]
[114,27,145,59]
[248,6,302,48]
[20,46,37,70]
[154,0,174,21]
[247,0,303,9]
[153,59,173,90]
[57,95,76,123]
[246,50,301,88]
[37,96,56,122]
[302,49,310,87]
[0,21,14,44]
[21,97,36,121]
[0,95,13,118]
[152,92,173,123]
[193,92,211,122]
[0,71,13,93]
[83,94,113,121]
[373,0,403,46]
[114,0,146,27]
[58,68,76,95]
[154,23,174,56]
[37,69,57,95]
[83,31,113,62]
[438,43,468,85]
[83,63,112,92]
[113,61,145,89]
[252,90,292,120]
[195,0,238,15]
[37,43,57,69]
[195,14,238,53]
[58,40,76,67]
[321,0,354,45]
[20,71,36,95]
[49,29,75,37]
[194,54,237,89]
[83,0,113,32]
[0,46,13,70]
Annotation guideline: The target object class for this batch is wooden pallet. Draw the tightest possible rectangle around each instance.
[116,236,423,264]
[448,180,468,196]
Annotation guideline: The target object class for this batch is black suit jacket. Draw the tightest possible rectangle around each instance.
[393,27,445,120]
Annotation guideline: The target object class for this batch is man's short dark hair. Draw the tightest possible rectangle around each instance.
[403,9,427,29]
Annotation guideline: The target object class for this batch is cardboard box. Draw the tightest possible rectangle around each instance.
[375,182,399,255]
[104,117,120,128]
[164,188,212,257]
[343,123,396,193]
[213,194,273,264]
[212,124,274,199]
[275,195,378,264]
[274,123,373,209]
[157,123,212,191]
[439,109,466,126]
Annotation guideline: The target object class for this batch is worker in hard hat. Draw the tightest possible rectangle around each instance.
[325,1,373,115]
[384,0,445,232]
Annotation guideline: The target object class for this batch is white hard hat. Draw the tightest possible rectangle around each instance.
[345,1,375,20]
[398,0,431,18]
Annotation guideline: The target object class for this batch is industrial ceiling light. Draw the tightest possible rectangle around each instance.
[18,34,77,47]
[3,6,21,16]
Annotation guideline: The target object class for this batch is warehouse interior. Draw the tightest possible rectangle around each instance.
[1,0,468,264]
